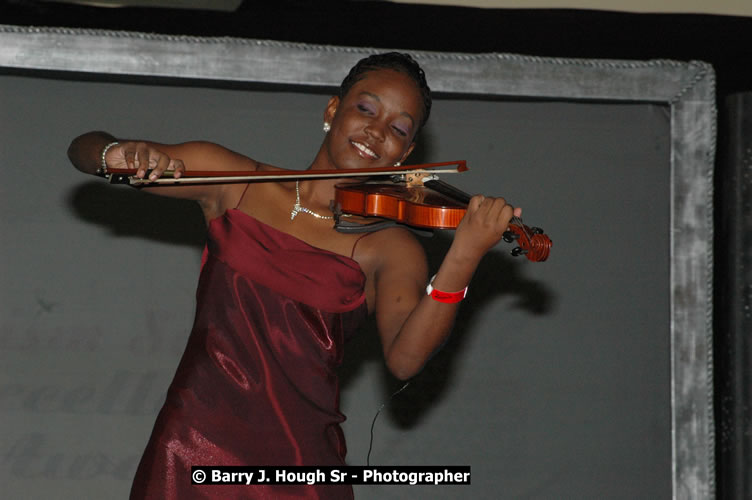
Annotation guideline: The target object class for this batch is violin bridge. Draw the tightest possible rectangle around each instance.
[404,171,438,187]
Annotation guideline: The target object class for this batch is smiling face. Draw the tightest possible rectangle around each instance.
[322,69,423,170]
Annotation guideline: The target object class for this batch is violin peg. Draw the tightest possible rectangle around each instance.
[503,231,519,243]
[511,247,528,257]
[531,227,544,235]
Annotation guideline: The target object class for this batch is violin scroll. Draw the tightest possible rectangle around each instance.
[503,219,552,262]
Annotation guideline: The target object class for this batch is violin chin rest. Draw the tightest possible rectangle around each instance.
[333,218,433,237]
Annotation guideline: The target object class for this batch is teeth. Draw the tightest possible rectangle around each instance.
[352,141,379,159]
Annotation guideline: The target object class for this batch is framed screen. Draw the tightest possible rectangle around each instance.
[0,25,715,499]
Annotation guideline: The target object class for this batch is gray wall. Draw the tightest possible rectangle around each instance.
[1,73,672,499]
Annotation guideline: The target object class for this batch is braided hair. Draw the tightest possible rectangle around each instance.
[339,52,432,133]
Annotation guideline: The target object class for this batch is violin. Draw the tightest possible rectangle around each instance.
[333,172,552,262]
[99,160,551,262]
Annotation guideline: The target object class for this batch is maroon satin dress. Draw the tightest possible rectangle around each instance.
[130,209,367,499]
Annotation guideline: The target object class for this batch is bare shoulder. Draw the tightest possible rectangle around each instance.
[350,226,426,315]
[357,226,428,280]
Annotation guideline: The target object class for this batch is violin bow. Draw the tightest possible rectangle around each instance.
[99,160,468,186]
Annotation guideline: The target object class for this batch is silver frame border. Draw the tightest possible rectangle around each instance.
[0,24,716,499]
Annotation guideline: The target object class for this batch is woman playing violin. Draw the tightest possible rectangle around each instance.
[68,52,519,500]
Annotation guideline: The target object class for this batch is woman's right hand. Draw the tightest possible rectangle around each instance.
[105,141,186,182]
[70,132,257,214]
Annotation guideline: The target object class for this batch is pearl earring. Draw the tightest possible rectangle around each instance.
[323,122,331,133]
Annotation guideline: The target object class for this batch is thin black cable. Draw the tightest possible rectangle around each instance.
[366,380,411,466]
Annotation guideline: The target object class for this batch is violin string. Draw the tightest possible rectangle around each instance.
[510,215,534,241]
[366,380,411,466]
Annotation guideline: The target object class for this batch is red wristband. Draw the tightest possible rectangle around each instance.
[425,275,468,303]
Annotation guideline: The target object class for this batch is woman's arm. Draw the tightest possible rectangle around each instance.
[373,194,518,380]
[67,131,258,216]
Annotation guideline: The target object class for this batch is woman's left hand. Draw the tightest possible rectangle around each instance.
[453,194,522,262]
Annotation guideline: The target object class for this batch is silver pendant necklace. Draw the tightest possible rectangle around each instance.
[290,180,333,220]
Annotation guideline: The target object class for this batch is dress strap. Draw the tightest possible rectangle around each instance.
[350,232,374,259]
[235,183,251,209]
